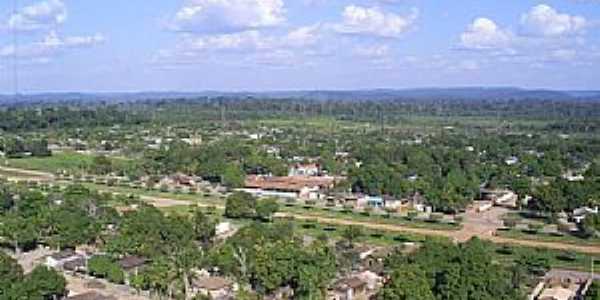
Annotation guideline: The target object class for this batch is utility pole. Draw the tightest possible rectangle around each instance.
[12,0,19,100]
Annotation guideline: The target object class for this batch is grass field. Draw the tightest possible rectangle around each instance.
[7,152,92,172]
[7,152,131,174]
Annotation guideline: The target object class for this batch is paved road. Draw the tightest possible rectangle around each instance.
[3,166,600,255]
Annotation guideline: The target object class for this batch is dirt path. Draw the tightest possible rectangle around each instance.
[138,195,194,208]
[277,212,458,239]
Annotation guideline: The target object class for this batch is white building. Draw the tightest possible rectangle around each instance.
[289,163,320,176]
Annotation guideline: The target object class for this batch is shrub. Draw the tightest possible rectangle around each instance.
[106,265,124,284]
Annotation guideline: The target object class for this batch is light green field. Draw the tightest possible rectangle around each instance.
[7,152,92,173]
[7,152,132,173]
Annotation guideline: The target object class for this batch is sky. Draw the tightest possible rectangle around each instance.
[0,0,599,92]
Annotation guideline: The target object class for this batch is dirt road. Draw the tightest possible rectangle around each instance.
[3,166,600,255]
[0,166,54,181]
[277,213,600,255]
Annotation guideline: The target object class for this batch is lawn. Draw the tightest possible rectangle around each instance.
[491,242,600,272]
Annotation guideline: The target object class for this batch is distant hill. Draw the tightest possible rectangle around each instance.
[1,87,599,105]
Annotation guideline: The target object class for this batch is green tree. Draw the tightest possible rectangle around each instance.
[92,155,113,175]
[378,265,435,300]
[530,184,566,214]
[224,192,256,219]
[0,252,23,295]
[256,198,279,222]
[0,213,39,255]
[45,207,99,249]
[341,226,364,248]
[581,214,600,238]
[222,163,245,188]
[22,266,67,300]
[88,255,123,283]
[192,210,217,245]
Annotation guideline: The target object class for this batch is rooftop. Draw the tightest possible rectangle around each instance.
[334,277,367,291]
[66,292,117,300]
[118,256,147,270]
[50,249,76,260]
[192,276,233,291]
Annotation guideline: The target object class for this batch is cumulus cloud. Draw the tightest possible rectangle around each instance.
[0,0,105,67]
[154,23,329,68]
[520,4,586,37]
[177,31,276,54]
[169,0,286,34]
[4,0,67,32]
[457,3,596,70]
[334,5,418,38]
[460,18,513,50]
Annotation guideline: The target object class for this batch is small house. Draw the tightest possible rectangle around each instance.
[63,256,86,273]
[46,249,80,269]
[572,206,598,223]
[329,277,368,300]
[358,196,384,208]
[289,163,320,176]
[118,255,147,284]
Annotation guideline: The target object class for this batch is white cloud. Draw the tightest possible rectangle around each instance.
[170,26,322,53]
[0,31,105,59]
[177,31,273,52]
[460,18,513,50]
[456,4,595,71]
[520,4,586,37]
[169,0,286,34]
[284,24,322,47]
[0,0,105,67]
[334,5,418,38]
[156,22,329,66]
[4,0,67,32]
[354,44,390,58]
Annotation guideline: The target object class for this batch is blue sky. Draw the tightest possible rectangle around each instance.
[0,0,599,92]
